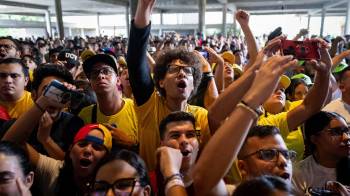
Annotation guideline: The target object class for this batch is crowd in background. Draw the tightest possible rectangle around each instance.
[0,0,349,195]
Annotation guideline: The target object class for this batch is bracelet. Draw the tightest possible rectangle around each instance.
[241,100,263,116]
[164,173,183,185]
[165,178,185,194]
[34,102,45,113]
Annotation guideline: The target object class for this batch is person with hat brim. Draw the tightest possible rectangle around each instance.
[2,85,112,196]
[79,54,138,151]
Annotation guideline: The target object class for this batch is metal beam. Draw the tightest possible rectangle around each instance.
[0,0,48,10]
[88,0,128,6]
[309,0,347,15]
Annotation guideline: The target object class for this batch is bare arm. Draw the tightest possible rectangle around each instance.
[193,54,298,195]
[236,10,258,70]
[332,50,350,69]
[208,38,283,132]
[287,39,332,131]
[2,96,59,166]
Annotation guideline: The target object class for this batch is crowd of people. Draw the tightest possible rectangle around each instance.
[0,0,349,195]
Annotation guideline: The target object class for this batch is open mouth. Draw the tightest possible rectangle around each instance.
[79,158,92,168]
[177,81,187,89]
[279,173,290,180]
[181,150,191,157]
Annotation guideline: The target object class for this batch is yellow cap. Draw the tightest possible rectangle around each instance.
[280,75,291,89]
[221,51,236,65]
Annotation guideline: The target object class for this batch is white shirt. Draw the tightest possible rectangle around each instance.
[292,155,336,195]
[323,98,350,124]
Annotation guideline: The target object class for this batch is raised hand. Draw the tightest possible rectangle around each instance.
[235,10,250,26]
[205,46,224,66]
[157,146,183,178]
[134,0,156,28]
[37,112,53,143]
[243,54,297,108]
[16,177,32,196]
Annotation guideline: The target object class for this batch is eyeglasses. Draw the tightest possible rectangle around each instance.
[91,178,137,196]
[0,44,17,51]
[0,72,22,80]
[167,65,194,76]
[325,126,350,137]
[90,67,115,80]
[241,149,297,162]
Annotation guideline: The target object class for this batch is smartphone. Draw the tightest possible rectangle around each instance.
[199,50,209,60]
[281,39,320,60]
[43,80,83,104]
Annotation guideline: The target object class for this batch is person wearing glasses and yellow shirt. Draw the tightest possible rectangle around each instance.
[79,54,138,152]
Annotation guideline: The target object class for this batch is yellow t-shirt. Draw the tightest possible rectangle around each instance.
[258,100,305,161]
[78,98,138,143]
[0,91,33,119]
[136,91,211,170]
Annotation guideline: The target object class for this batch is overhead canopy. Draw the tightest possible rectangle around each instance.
[0,0,347,16]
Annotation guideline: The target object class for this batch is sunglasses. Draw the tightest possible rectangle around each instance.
[91,178,137,196]
[242,148,297,162]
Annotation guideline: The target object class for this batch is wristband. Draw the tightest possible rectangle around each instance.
[165,178,185,194]
[164,173,183,185]
[34,102,45,113]
[241,100,263,116]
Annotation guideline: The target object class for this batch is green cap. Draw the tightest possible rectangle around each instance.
[297,60,305,66]
[291,73,313,86]
[333,62,349,73]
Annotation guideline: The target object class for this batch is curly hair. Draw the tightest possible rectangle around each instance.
[153,48,202,98]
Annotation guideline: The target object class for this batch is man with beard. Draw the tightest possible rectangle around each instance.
[0,58,32,118]
[0,37,21,61]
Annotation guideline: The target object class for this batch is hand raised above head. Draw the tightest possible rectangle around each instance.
[235,10,250,25]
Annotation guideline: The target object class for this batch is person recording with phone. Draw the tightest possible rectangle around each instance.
[1,64,84,161]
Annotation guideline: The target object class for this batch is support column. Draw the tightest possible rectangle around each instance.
[222,3,227,36]
[233,9,237,35]
[96,13,100,36]
[44,10,52,38]
[126,3,130,37]
[159,10,164,36]
[198,0,206,37]
[54,0,64,39]
[345,0,350,35]
[320,7,326,37]
[307,14,311,31]
[68,27,72,37]
[81,28,85,38]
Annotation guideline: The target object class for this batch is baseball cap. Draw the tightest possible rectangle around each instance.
[280,75,291,89]
[73,124,112,152]
[80,49,96,63]
[82,54,118,77]
[221,51,235,65]
[333,62,349,74]
[291,73,313,86]
[58,50,79,69]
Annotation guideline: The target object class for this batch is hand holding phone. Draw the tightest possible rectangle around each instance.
[281,39,320,60]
